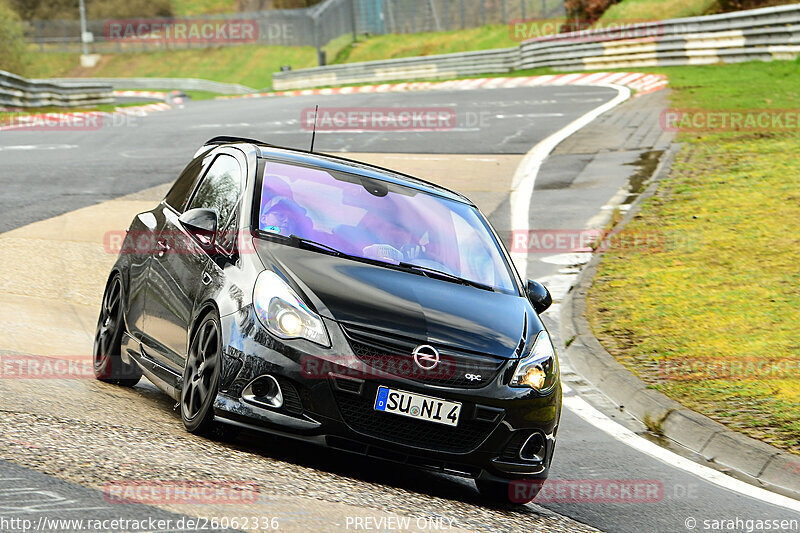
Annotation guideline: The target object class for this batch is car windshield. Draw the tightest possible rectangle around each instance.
[255,159,517,294]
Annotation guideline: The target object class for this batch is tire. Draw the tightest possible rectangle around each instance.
[93,274,142,387]
[475,478,543,505]
[180,311,222,435]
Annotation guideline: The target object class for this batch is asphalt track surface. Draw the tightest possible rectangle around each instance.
[1,86,798,532]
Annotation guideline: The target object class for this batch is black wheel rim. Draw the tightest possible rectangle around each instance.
[182,319,219,421]
[94,277,121,373]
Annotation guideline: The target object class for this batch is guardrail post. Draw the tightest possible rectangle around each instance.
[501,0,507,23]
[351,0,358,40]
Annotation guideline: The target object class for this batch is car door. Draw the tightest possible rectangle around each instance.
[125,151,211,343]
[142,150,246,371]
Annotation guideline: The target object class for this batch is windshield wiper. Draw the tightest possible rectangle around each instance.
[288,235,345,256]
[278,236,495,292]
[398,262,495,292]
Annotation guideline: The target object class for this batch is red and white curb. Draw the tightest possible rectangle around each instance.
[219,72,668,101]
[0,102,172,132]
[112,90,168,100]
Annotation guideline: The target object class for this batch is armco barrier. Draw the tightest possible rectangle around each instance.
[273,47,518,90]
[49,77,256,95]
[0,70,113,108]
[273,3,800,90]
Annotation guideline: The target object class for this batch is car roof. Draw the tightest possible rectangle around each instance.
[203,136,473,205]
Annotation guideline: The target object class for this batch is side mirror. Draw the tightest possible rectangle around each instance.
[179,208,218,249]
[526,280,552,314]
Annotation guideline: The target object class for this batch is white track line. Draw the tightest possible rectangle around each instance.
[563,388,800,512]
[509,83,800,510]
[509,83,630,279]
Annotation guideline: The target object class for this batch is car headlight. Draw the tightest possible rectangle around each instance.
[253,271,330,347]
[510,330,559,392]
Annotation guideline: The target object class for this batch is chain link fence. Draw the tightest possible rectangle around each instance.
[355,0,564,34]
[25,0,565,56]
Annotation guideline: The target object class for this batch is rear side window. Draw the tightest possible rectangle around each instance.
[164,157,204,212]
[187,154,243,231]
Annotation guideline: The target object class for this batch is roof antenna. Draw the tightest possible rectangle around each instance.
[310,104,319,152]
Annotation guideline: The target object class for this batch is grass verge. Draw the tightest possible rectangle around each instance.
[334,24,526,64]
[24,45,321,90]
[22,23,545,88]
[586,59,800,454]
[599,0,718,22]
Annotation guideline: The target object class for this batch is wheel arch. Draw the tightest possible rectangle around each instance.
[187,299,222,355]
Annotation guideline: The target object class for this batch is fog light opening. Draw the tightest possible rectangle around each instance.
[519,432,546,463]
[242,375,284,409]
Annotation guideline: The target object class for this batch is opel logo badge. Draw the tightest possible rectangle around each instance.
[413,344,440,370]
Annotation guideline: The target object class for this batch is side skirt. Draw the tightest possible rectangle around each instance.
[121,331,182,400]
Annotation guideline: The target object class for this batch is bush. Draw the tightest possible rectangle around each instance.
[564,0,621,26]
[0,0,28,76]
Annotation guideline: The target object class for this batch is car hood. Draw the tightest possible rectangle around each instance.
[255,240,536,359]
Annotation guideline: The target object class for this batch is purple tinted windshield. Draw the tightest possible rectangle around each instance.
[257,160,516,293]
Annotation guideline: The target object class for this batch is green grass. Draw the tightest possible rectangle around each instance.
[171,0,238,15]
[25,45,320,90]
[22,23,536,88]
[599,0,800,22]
[334,24,526,64]
[599,0,718,22]
[586,59,800,454]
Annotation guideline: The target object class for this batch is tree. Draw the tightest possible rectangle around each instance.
[0,0,28,76]
[564,0,621,27]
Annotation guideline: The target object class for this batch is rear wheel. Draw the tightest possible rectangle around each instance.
[181,312,222,435]
[93,274,141,386]
[476,478,542,505]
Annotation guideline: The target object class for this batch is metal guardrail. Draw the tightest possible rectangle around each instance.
[0,70,113,108]
[273,3,800,90]
[272,47,518,90]
[49,77,256,95]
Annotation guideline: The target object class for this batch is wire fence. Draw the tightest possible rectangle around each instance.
[24,0,565,56]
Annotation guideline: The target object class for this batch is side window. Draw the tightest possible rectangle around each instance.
[164,157,205,212]
[188,155,242,226]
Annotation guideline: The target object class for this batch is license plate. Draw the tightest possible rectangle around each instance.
[374,386,461,427]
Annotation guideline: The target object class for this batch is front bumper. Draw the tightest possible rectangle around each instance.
[215,310,562,483]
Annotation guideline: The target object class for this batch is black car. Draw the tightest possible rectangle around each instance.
[94,136,561,503]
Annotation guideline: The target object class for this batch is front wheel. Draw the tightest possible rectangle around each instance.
[93,274,141,387]
[180,312,222,435]
[476,478,543,504]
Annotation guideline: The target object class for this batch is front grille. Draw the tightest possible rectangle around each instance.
[343,325,507,389]
[333,390,498,454]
